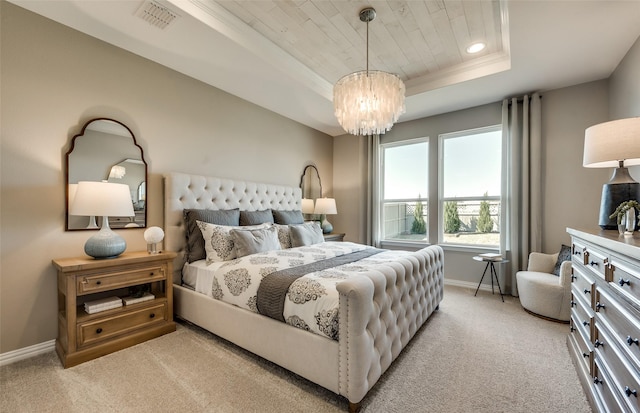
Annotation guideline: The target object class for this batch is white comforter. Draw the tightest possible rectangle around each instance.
[184,241,416,340]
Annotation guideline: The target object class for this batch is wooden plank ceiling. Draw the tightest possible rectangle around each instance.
[215,0,504,84]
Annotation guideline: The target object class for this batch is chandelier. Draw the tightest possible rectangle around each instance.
[333,7,405,136]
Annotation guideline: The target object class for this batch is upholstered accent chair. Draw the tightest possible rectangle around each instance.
[516,251,572,322]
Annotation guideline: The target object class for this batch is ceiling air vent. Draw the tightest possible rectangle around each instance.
[135,1,178,30]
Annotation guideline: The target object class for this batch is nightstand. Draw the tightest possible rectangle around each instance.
[52,251,177,368]
[323,232,345,242]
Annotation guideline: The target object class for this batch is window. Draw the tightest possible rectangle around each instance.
[439,126,502,248]
[380,139,428,243]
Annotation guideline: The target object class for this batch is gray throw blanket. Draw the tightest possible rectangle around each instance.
[256,248,383,322]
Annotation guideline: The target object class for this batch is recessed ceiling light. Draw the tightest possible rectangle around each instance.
[466,42,486,54]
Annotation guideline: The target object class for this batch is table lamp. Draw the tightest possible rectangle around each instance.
[70,181,134,258]
[314,198,337,234]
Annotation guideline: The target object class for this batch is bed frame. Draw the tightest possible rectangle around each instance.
[164,172,444,411]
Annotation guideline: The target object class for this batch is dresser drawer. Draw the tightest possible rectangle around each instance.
[572,266,596,308]
[595,326,640,412]
[594,358,630,413]
[572,240,588,265]
[611,257,640,306]
[76,265,166,295]
[77,302,167,347]
[597,288,640,369]
[572,288,595,339]
[570,315,593,374]
[584,244,609,280]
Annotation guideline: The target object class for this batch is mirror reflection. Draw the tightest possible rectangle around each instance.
[66,118,147,230]
[300,164,322,200]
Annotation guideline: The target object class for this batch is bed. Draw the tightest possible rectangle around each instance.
[164,172,444,411]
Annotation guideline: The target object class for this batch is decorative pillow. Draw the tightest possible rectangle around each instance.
[240,209,274,226]
[552,244,572,276]
[184,209,240,263]
[273,223,292,249]
[290,221,324,247]
[272,210,304,225]
[196,221,267,264]
[230,226,281,258]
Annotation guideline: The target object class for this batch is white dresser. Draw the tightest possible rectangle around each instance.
[567,228,640,412]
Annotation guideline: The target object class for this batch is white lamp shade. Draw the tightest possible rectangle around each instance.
[70,181,134,217]
[583,117,640,168]
[301,198,315,214]
[314,198,337,215]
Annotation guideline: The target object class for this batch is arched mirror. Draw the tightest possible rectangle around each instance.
[66,118,147,230]
[300,165,322,200]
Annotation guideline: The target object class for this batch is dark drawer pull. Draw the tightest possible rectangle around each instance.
[582,352,589,359]
[570,326,576,333]
[571,300,577,308]
[96,328,103,334]
[574,250,582,256]
[582,320,590,327]
[594,377,603,385]
[150,272,155,276]
[594,340,604,348]
[584,289,591,295]
[96,280,102,285]
[627,336,639,346]
[625,386,638,397]
[149,313,155,319]
[590,261,599,267]
[571,275,577,282]
[619,278,631,287]
[596,302,606,311]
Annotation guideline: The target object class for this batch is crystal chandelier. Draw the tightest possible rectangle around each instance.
[333,7,405,136]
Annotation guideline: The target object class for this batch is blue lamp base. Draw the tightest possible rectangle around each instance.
[84,224,127,259]
[320,215,333,234]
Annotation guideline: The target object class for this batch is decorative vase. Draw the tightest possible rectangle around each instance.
[618,214,626,235]
[622,207,637,236]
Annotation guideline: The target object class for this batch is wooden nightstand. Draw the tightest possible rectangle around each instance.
[52,251,177,368]
[323,232,345,242]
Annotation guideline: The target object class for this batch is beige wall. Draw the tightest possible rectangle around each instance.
[0,3,333,353]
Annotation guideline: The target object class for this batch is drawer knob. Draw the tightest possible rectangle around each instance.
[590,261,599,267]
[594,339,604,348]
[627,336,639,346]
[582,320,590,327]
[582,352,589,359]
[583,289,591,295]
[595,302,606,311]
[594,377,603,385]
[570,300,576,308]
[96,328,103,334]
[571,275,577,282]
[150,272,155,276]
[570,326,576,333]
[149,313,155,319]
[625,386,638,398]
[619,278,631,287]
[574,250,582,256]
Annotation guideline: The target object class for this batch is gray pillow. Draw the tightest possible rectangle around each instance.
[272,210,304,225]
[552,244,572,276]
[184,209,240,263]
[230,226,281,258]
[290,222,324,247]
[240,209,274,226]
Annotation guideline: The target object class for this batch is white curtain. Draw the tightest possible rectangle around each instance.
[366,134,381,247]
[501,93,543,296]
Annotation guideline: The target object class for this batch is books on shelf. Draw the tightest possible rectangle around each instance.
[84,296,122,314]
[478,252,502,261]
[122,292,155,305]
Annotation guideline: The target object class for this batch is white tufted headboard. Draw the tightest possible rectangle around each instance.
[163,172,302,283]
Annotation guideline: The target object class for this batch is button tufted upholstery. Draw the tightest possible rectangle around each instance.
[164,172,301,283]
[164,172,444,407]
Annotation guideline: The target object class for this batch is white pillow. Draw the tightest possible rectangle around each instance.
[230,225,281,258]
[196,221,268,264]
[290,221,324,247]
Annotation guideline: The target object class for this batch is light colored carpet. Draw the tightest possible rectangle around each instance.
[1,285,591,412]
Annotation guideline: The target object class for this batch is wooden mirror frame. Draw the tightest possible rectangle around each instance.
[65,118,147,231]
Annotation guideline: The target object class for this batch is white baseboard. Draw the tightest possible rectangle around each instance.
[444,278,507,294]
[0,339,55,367]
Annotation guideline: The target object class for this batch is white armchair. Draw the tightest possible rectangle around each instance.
[516,252,572,322]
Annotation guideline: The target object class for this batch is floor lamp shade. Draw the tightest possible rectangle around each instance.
[583,117,640,229]
[70,181,134,258]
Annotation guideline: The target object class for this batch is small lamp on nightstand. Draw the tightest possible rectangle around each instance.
[70,181,134,259]
[314,198,337,234]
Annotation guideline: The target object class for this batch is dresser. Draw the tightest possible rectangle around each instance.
[52,251,177,368]
[567,228,640,412]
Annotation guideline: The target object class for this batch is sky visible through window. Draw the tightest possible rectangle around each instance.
[384,141,428,200]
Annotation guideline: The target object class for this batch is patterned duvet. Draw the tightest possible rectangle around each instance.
[183,241,417,340]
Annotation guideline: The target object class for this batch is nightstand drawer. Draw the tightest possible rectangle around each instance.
[78,302,167,347]
[77,265,165,295]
